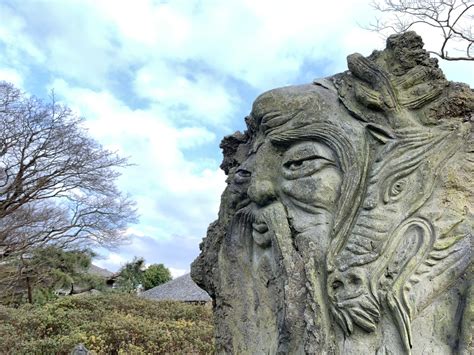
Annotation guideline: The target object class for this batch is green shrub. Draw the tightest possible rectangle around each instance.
[0,294,214,354]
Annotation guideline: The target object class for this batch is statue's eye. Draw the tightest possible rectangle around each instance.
[281,142,338,180]
[282,155,334,179]
[389,178,406,197]
[236,169,251,178]
[285,159,306,170]
[234,169,251,184]
[284,155,331,171]
[332,280,344,290]
[383,176,410,203]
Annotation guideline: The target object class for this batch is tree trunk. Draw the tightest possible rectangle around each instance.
[26,275,33,303]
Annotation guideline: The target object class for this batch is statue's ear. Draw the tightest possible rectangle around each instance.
[372,218,435,353]
[366,123,395,144]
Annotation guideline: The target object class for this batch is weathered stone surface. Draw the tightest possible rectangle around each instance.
[71,343,90,355]
[191,32,473,354]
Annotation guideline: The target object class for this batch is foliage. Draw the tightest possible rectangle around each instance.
[115,257,172,292]
[367,0,473,61]
[0,246,105,305]
[0,81,137,259]
[0,293,214,354]
[114,257,146,293]
[142,263,172,290]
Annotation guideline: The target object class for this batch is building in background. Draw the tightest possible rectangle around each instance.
[140,273,211,304]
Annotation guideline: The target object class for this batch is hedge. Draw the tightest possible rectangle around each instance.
[0,293,214,354]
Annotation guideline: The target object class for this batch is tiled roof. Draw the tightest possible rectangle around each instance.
[140,273,211,302]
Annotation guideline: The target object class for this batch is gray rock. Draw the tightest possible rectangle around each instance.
[191,31,473,354]
[71,343,89,355]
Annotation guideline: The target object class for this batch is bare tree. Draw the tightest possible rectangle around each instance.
[0,82,137,260]
[367,0,473,61]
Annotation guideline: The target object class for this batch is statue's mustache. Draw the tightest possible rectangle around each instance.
[234,200,330,240]
[232,202,291,246]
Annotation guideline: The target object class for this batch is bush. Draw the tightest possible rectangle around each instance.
[0,294,214,354]
[142,264,172,290]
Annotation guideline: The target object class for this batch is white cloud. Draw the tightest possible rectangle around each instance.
[94,234,200,274]
[126,227,146,238]
[50,78,225,241]
[5,1,471,101]
[95,252,127,271]
[134,64,239,127]
[1,0,472,275]
[169,268,187,278]
[95,250,190,278]
[0,67,24,88]
[0,3,46,64]
[2,0,384,91]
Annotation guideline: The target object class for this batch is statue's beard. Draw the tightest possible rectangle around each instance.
[230,200,337,287]
[232,201,380,342]
[229,201,309,352]
[329,290,380,335]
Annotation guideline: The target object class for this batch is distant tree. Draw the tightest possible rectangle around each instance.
[0,246,103,304]
[115,258,172,292]
[0,81,137,259]
[142,263,172,290]
[367,0,473,61]
[115,257,146,293]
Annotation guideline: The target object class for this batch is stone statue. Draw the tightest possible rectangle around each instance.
[71,344,90,355]
[191,32,473,354]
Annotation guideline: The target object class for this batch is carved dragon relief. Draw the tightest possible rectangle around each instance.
[191,32,473,354]
[329,44,471,354]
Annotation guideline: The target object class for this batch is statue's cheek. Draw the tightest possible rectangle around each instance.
[280,168,342,209]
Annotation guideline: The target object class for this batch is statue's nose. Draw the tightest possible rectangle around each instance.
[247,179,276,206]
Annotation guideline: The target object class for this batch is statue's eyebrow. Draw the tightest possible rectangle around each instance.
[270,131,318,148]
[282,151,334,164]
[282,144,336,165]
[261,111,281,123]
[260,109,304,134]
[269,123,334,146]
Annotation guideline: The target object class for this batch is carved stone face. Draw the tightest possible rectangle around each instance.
[230,87,358,269]
[241,139,343,258]
[231,83,367,265]
[279,141,342,239]
[217,83,369,353]
[192,32,472,355]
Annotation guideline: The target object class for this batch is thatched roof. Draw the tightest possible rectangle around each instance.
[140,273,211,302]
[88,264,115,278]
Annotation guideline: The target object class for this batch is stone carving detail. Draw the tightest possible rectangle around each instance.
[192,32,473,354]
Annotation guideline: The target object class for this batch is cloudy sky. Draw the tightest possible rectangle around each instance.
[1,0,472,277]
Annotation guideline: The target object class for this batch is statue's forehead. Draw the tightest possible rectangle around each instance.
[250,83,348,135]
[252,84,324,119]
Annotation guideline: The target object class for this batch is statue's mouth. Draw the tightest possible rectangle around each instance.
[234,202,289,248]
[251,221,271,247]
[252,222,269,233]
